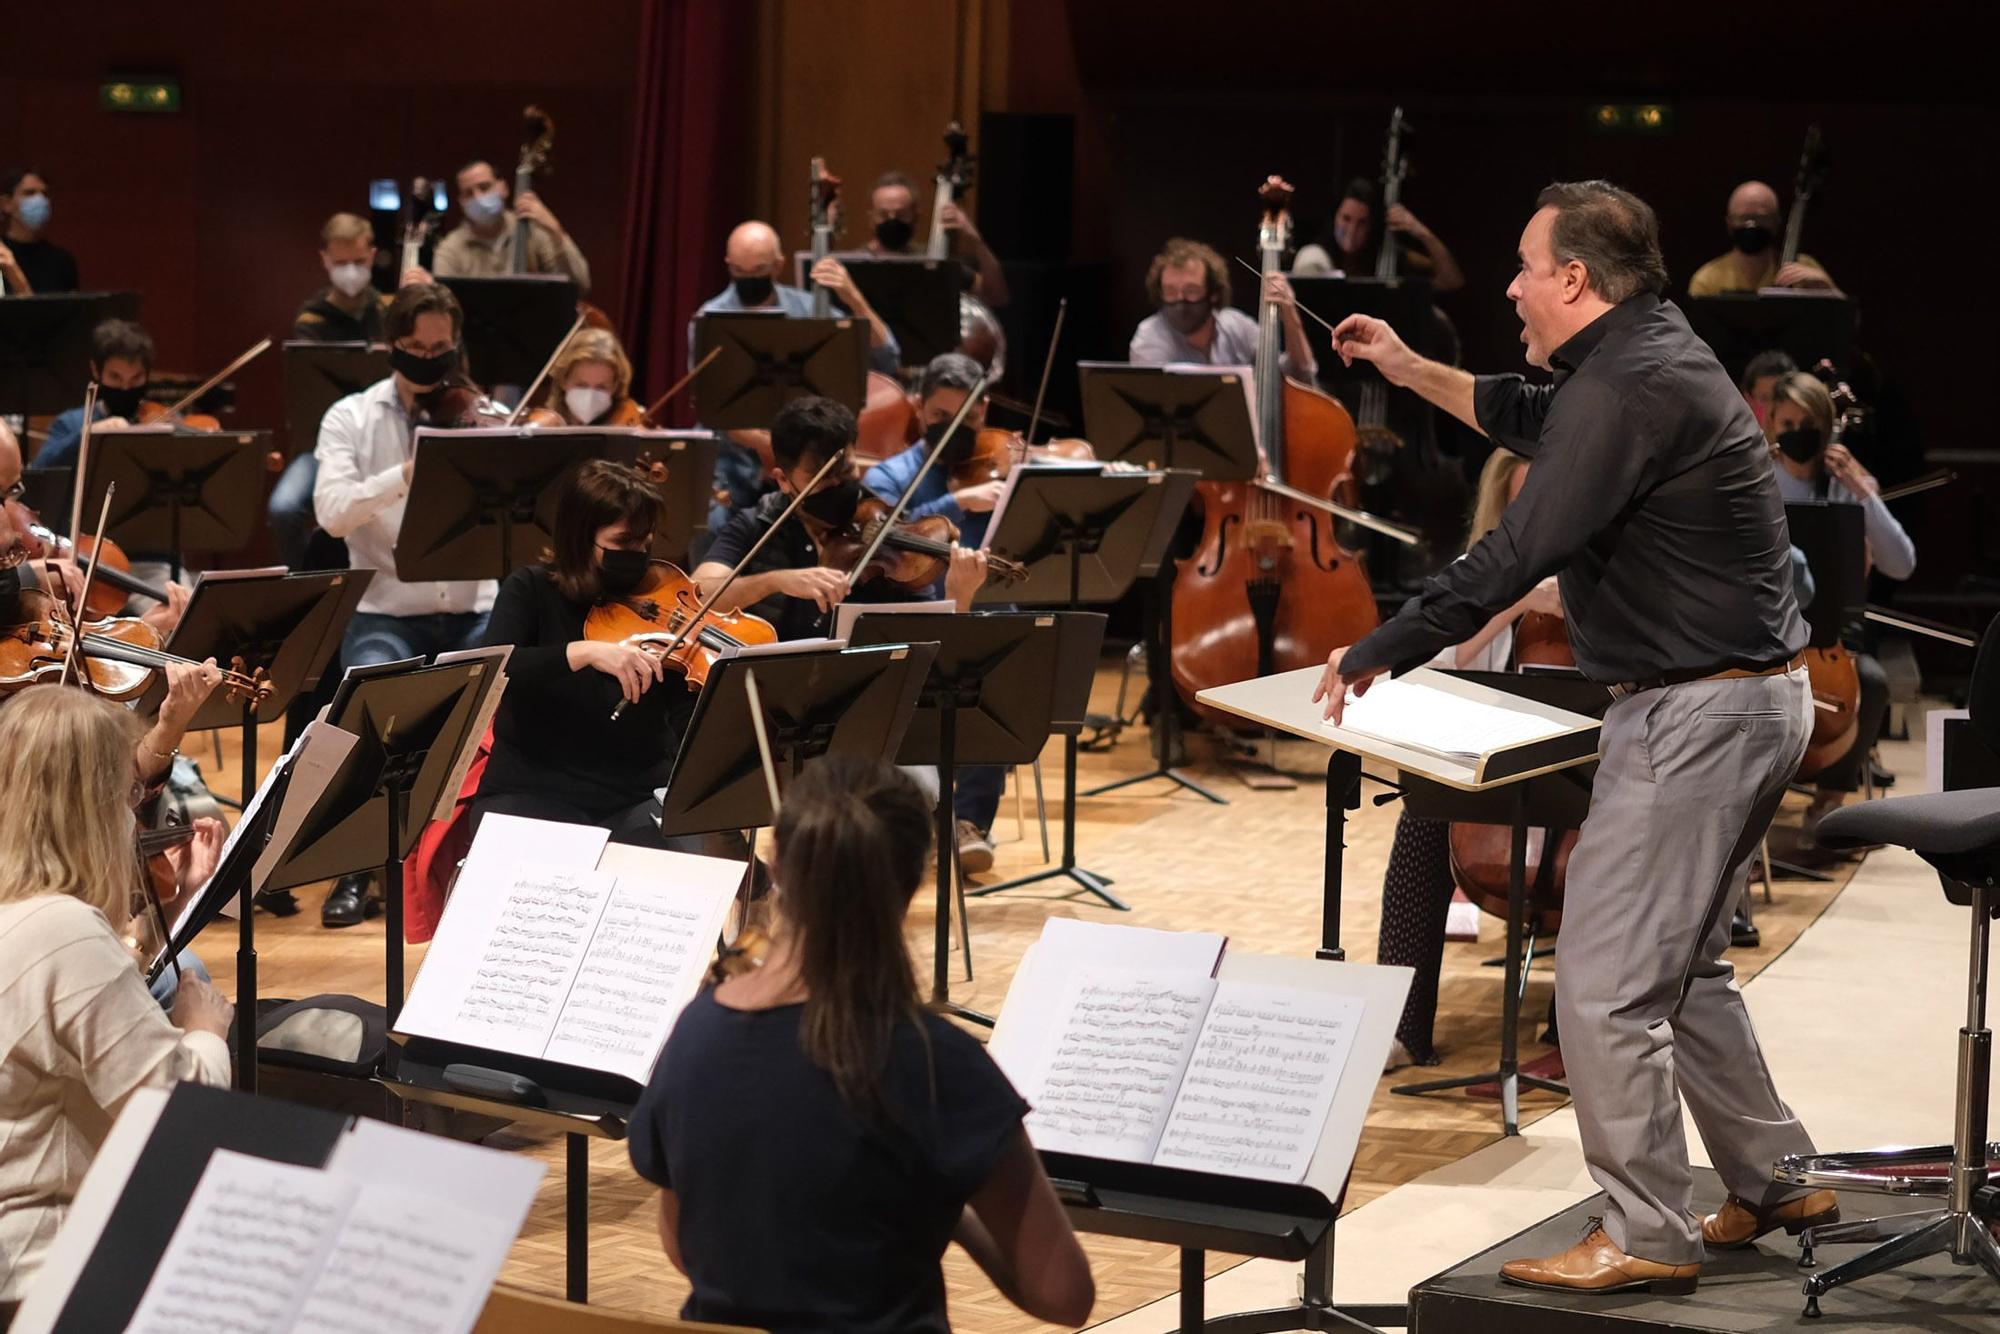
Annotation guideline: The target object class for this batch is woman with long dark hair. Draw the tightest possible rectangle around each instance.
[629,756,1094,1332]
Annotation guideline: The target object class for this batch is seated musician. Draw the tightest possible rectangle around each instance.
[1129,237,1316,378]
[536,327,640,426]
[310,281,495,928]
[1765,371,1914,842]
[37,318,156,468]
[0,686,237,1327]
[1686,180,1838,296]
[690,220,900,516]
[0,166,78,296]
[430,159,591,294]
[628,754,1093,1334]
[1293,177,1466,292]
[472,458,704,848]
[1738,348,1797,429]
[866,168,1010,307]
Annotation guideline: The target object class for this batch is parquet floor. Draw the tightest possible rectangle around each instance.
[193,661,1859,1332]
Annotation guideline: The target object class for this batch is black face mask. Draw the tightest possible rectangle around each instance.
[97,384,145,419]
[732,273,774,306]
[873,217,915,251]
[799,477,862,526]
[1731,222,1775,256]
[597,546,652,595]
[1160,298,1212,336]
[923,417,977,464]
[1775,426,1824,463]
[389,345,460,389]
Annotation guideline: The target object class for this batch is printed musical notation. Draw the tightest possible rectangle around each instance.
[1024,971,1214,1160]
[452,867,612,1048]
[542,887,716,1082]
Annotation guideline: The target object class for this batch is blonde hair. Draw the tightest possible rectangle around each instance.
[0,686,140,923]
[320,211,374,248]
[1769,371,1834,439]
[1467,449,1529,548]
[543,328,633,413]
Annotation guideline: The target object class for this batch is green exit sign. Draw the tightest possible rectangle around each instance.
[101,79,181,114]
[1587,102,1675,135]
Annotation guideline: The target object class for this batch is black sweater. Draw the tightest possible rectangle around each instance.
[478,565,694,811]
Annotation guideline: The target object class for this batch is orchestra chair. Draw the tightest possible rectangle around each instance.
[473,1284,763,1333]
[1774,612,2000,1315]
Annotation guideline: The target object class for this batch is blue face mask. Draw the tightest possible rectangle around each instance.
[16,194,50,232]
[463,190,504,226]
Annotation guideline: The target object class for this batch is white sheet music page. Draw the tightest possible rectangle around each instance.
[1022,968,1215,1163]
[1153,981,1363,1182]
[291,1181,497,1334]
[1329,676,1564,760]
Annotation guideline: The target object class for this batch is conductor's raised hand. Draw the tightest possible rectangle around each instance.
[1329,314,1421,387]
[1312,644,1383,725]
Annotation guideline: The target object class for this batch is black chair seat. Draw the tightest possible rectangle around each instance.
[1817,787,2000,855]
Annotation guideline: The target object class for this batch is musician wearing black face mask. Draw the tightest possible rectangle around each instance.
[1130,236,1317,379]
[866,168,1009,307]
[37,318,156,468]
[861,352,997,545]
[471,459,704,848]
[1687,180,1838,296]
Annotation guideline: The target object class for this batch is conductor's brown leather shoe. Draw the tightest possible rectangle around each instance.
[1499,1221,1699,1295]
[1702,1189,1839,1249]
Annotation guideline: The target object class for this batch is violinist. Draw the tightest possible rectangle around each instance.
[36,318,155,468]
[431,159,592,294]
[1129,237,1316,379]
[0,166,77,295]
[1686,180,1837,296]
[628,754,1094,1334]
[1293,177,1466,293]
[534,327,640,427]
[865,168,1010,307]
[1764,371,1913,844]
[311,281,495,928]
[293,211,391,343]
[861,352,1002,547]
[471,459,700,848]
[1738,349,1797,429]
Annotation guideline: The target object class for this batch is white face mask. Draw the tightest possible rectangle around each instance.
[566,386,613,424]
[327,261,372,298]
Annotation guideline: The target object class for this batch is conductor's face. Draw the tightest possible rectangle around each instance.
[1506,208,1573,371]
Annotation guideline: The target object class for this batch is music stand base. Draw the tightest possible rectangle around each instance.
[974,863,1127,911]
[1084,765,1227,803]
[1175,1245,1402,1334]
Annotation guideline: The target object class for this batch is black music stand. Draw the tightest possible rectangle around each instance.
[281,340,389,459]
[975,464,1194,906]
[395,427,715,582]
[1077,364,1261,803]
[1780,499,1869,880]
[259,657,503,1031]
[0,290,139,421]
[847,613,1064,1026]
[829,256,962,367]
[76,427,270,580]
[657,642,936,838]
[1391,670,1608,1134]
[1686,293,1857,383]
[440,275,578,393]
[692,312,868,429]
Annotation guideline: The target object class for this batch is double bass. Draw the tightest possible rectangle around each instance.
[1170,177,1380,728]
[811,156,920,463]
[926,122,1006,375]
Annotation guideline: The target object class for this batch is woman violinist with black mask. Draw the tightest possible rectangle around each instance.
[473,459,696,848]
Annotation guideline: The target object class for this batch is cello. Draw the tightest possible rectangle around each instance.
[1795,374,1865,778]
[1170,176,1380,729]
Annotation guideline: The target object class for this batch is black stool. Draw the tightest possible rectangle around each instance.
[1774,613,2000,1316]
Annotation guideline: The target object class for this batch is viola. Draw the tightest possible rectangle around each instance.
[0,587,271,704]
[583,559,778,698]
[132,337,276,464]
[416,381,515,429]
[707,925,771,987]
[20,524,168,620]
[806,496,1027,593]
[947,428,1095,493]
[517,397,645,430]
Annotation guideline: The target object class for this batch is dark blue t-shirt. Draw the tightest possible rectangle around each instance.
[629,990,1027,1333]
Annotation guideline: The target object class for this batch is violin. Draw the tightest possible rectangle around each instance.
[946,427,1095,492]
[134,337,276,454]
[583,559,778,707]
[806,495,1028,593]
[20,524,168,620]
[0,586,271,704]
[707,925,771,987]
[416,381,515,428]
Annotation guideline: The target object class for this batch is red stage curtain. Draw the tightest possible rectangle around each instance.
[617,0,751,425]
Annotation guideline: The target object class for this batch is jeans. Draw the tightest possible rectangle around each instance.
[701,438,771,547]
[268,452,319,570]
[955,764,1004,833]
[341,610,490,668]
[149,949,209,1008]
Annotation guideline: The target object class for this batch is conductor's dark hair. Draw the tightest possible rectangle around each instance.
[770,395,857,472]
[1533,180,1670,303]
[1339,176,1379,212]
[90,319,154,371]
[1,166,42,198]
[918,351,982,403]
[548,460,662,605]
[384,282,463,344]
[1740,348,1798,393]
[774,754,934,1117]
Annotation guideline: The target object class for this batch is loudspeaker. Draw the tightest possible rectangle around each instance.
[976,112,1074,263]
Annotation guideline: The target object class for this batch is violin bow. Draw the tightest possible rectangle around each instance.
[1024,297,1068,447]
[506,314,589,426]
[68,381,98,543]
[1863,606,1979,648]
[58,481,117,692]
[638,348,721,427]
[742,667,783,815]
[164,337,273,418]
[846,369,993,582]
[607,450,846,721]
[1875,469,1954,504]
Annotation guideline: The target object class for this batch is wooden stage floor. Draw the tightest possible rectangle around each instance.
[191,661,1859,1332]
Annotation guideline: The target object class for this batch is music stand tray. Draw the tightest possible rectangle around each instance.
[281,340,390,460]
[828,255,962,367]
[657,641,937,838]
[76,427,270,574]
[0,290,139,420]
[978,464,1197,608]
[692,312,868,429]
[439,275,578,390]
[1685,292,1857,383]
